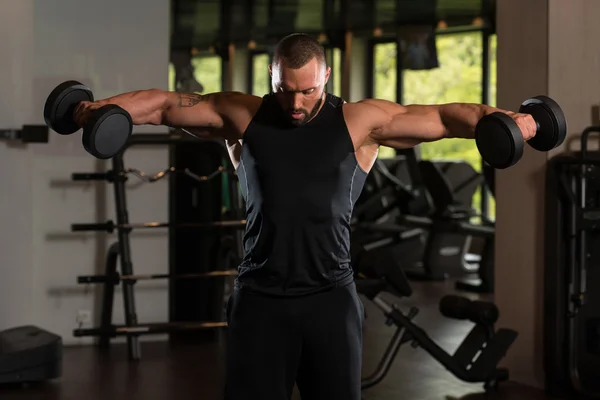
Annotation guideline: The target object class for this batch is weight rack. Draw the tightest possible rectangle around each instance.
[70,132,244,360]
[545,126,600,398]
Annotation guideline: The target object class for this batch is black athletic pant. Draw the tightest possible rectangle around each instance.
[223,282,364,400]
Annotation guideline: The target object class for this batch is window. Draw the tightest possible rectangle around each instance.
[372,42,398,159]
[168,63,175,91]
[331,47,342,97]
[370,32,497,219]
[373,42,397,102]
[489,34,497,108]
[404,32,482,163]
[252,53,270,96]
[486,33,497,219]
[192,56,222,93]
[404,32,486,216]
[168,56,222,93]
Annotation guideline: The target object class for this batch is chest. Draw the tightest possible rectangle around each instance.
[245,123,352,176]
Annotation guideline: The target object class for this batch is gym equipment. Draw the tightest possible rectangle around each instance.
[71,133,241,360]
[432,161,483,210]
[357,255,517,393]
[351,224,426,281]
[358,217,494,292]
[74,321,227,337]
[352,157,494,291]
[169,134,243,346]
[43,80,132,159]
[78,269,237,284]
[482,163,495,196]
[544,126,600,398]
[418,160,494,292]
[439,295,499,326]
[352,155,431,225]
[0,125,49,143]
[71,165,232,184]
[372,160,495,292]
[476,95,567,169]
[404,160,477,280]
[0,326,62,384]
[351,151,433,280]
[71,219,246,233]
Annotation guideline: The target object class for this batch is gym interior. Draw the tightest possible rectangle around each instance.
[1,0,600,399]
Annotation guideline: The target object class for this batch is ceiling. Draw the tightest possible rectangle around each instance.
[171,0,495,53]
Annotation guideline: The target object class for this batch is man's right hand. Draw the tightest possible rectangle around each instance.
[73,100,105,128]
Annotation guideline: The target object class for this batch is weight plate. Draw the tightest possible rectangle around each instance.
[519,96,567,151]
[475,112,524,169]
[43,81,94,135]
[82,105,132,159]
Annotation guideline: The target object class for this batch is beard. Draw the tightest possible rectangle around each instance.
[289,93,324,126]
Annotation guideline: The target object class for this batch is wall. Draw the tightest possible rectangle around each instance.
[0,0,36,336]
[342,33,368,102]
[495,0,600,387]
[0,0,170,345]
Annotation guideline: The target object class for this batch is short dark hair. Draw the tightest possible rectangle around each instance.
[273,33,326,69]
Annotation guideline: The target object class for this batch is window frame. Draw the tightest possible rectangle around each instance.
[367,27,494,220]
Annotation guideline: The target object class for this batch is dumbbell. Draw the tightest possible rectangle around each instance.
[475,96,567,169]
[439,295,499,327]
[43,81,132,159]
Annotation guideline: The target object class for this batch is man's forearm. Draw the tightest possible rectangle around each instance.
[98,89,169,125]
[439,103,505,139]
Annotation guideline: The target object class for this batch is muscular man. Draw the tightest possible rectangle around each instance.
[75,33,536,400]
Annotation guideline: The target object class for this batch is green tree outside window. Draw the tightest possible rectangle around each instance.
[373,33,497,218]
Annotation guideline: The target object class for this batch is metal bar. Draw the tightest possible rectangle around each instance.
[119,132,225,151]
[365,39,375,98]
[394,0,403,105]
[71,219,246,233]
[78,269,238,284]
[356,217,495,238]
[361,326,408,389]
[72,172,113,181]
[74,321,228,337]
[98,242,120,348]
[361,304,418,390]
[371,295,479,383]
[127,166,233,183]
[480,27,492,219]
[111,152,141,360]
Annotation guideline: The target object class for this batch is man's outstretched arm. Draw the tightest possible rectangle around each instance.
[356,98,537,148]
[74,89,260,138]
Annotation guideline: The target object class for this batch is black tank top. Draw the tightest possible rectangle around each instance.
[235,92,368,296]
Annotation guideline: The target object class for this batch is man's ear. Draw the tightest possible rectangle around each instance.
[324,66,331,84]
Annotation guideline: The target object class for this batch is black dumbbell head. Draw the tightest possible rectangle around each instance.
[519,95,567,151]
[475,112,524,169]
[439,295,471,320]
[44,81,94,135]
[82,104,132,159]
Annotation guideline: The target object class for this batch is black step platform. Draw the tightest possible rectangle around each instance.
[0,326,62,385]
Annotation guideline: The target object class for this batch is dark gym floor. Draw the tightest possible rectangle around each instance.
[0,280,553,400]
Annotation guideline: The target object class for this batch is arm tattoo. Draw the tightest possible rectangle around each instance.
[177,91,242,109]
[177,93,206,108]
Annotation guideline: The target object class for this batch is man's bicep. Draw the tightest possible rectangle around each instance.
[163,92,225,130]
[364,100,447,147]
[356,99,413,135]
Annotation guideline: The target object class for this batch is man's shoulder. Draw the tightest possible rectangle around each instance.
[341,99,384,119]
[223,92,264,114]
[216,92,264,138]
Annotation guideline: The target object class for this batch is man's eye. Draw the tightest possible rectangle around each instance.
[303,89,314,95]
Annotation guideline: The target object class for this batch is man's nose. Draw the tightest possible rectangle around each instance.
[292,93,303,110]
